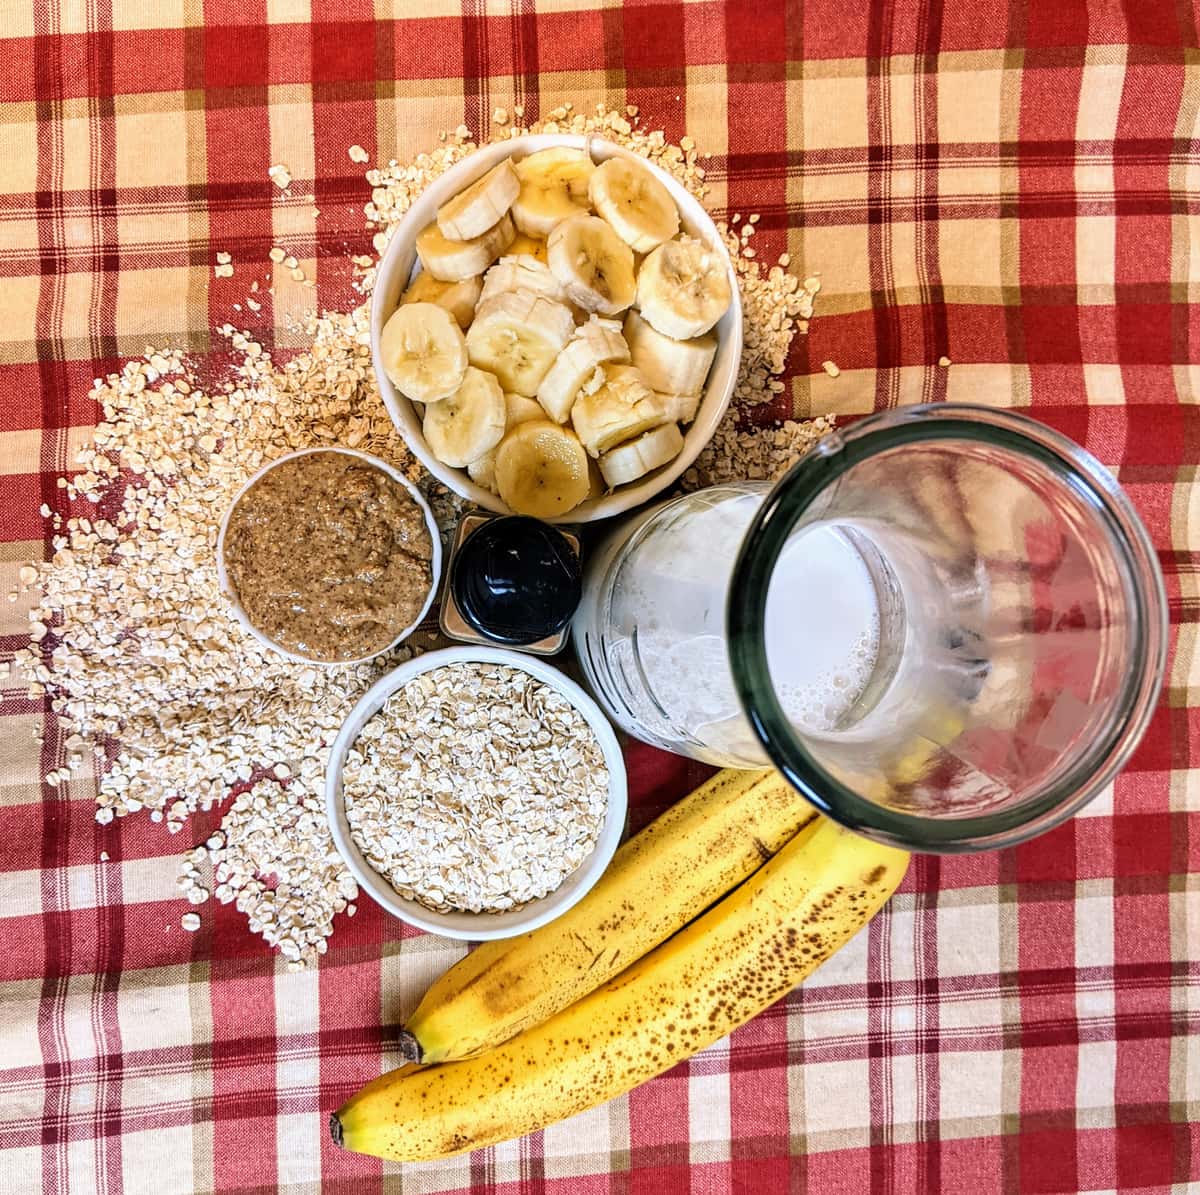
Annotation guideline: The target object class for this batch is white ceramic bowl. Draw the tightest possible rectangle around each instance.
[325,645,628,940]
[370,134,743,523]
[215,447,442,666]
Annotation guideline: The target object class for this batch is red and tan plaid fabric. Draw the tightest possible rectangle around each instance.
[2,2,1198,1192]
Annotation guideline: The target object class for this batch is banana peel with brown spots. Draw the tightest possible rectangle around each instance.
[331,815,909,1162]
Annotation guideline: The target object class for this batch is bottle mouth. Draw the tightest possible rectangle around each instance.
[725,404,1168,853]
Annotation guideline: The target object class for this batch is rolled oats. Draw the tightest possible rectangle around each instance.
[343,663,608,914]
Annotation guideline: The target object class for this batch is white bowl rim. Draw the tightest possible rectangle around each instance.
[215,445,443,667]
[324,644,628,940]
[370,132,743,523]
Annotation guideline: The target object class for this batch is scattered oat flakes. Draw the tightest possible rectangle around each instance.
[214,263,234,278]
[822,360,841,378]
[181,913,201,931]
[348,144,369,164]
[939,356,952,367]
[216,252,232,265]
[683,417,838,490]
[492,107,508,125]
[19,565,38,587]
[23,103,830,967]
[268,163,291,189]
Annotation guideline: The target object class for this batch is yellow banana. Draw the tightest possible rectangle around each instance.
[399,768,817,1064]
[332,816,909,1162]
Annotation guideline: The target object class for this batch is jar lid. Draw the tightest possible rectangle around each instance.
[451,516,583,647]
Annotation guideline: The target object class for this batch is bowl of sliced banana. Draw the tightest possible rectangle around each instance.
[370,134,742,523]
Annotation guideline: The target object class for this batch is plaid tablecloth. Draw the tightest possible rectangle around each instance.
[2,2,1198,1192]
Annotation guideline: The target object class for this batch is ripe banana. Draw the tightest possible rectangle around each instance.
[422,366,506,468]
[588,156,680,253]
[495,419,590,518]
[623,308,716,399]
[332,815,910,1162]
[437,159,519,241]
[401,270,482,330]
[504,392,545,428]
[511,146,595,236]
[571,364,668,457]
[379,301,467,403]
[466,289,575,396]
[479,254,567,305]
[547,214,637,315]
[536,316,630,422]
[598,421,684,487]
[465,395,539,490]
[507,232,548,263]
[658,390,702,425]
[417,213,515,282]
[399,769,816,1064]
[467,449,497,492]
[636,236,732,338]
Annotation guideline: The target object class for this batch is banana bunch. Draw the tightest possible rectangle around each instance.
[331,770,909,1163]
[378,146,735,516]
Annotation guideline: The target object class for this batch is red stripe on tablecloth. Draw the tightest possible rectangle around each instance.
[728,994,790,1191]
[82,7,129,1186]
[866,1,902,414]
[199,10,281,1193]
[28,9,75,1195]
[1108,41,1190,1192]
[312,2,377,317]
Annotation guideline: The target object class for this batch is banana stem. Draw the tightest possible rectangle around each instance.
[329,1113,344,1147]
[397,1029,422,1063]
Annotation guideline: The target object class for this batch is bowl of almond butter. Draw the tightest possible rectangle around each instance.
[370,134,742,523]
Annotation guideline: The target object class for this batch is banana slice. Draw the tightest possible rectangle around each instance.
[588,156,680,253]
[437,159,520,241]
[467,449,498,493]
[657,391,703,425]
[623,309,717,397]
[505,392,545,428]
[536,316,630,423]
[495,420,590,518]
[570,364,668,457]
[465,289,575,396]
[416,213,515,282]
[380,302,468,403]
[598,422,685,487]
[547,214,636,316]
[479,255,567,305]
[422,366,506,467]
[636,236,732,338]
[507,232,548,263]
[587,458,606,499]
[401,271,482,330]
[511,148,595,237]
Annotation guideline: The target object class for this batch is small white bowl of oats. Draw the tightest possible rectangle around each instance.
[325,645,627,940]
